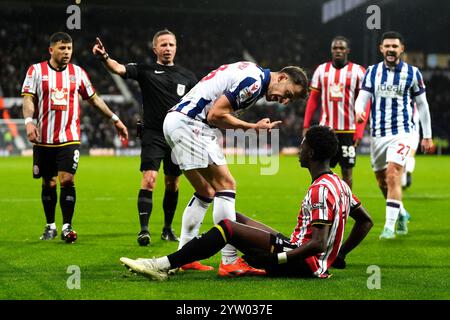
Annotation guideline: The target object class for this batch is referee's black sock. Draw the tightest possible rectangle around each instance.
[163,190,178,228]
[60,185,76,225]
[167,219,232,268]
[138,189,153,232]
[42,186,57,225]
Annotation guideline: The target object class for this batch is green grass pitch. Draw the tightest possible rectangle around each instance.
[1,155,449,300]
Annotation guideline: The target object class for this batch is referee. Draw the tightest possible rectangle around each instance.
[92,29,198,246]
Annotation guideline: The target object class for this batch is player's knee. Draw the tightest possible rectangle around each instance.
[60,179,74,188]
[217,219,234,241]
[42,178,57,188]
[142,175,157,190]
[195,186,216,199]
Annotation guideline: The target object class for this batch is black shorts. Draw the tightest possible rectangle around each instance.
[330,132,356,169]
[140,129,181,176]
[33,144,80,179]
[265,233,314,278]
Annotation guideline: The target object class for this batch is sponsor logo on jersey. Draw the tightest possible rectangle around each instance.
[154,70,165,74]
[376,82,405,98]
[177,84,186,96]
[311,203,326,210]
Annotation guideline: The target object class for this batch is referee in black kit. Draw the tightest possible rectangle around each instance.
[93,29,198,246]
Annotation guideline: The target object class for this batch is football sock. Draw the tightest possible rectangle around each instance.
[163,190,178,228]
[42,186,57,224]
[178,193,212,250]
[154,256,171,271]
[137,189,153,232]
[168,219,231,269]
[60,185,76,225]
[385,199,401,231]
[213,190,237,265]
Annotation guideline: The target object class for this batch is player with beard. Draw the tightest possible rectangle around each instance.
[303,36,369,189]
[22,32,128,242]
[355,31,433,239]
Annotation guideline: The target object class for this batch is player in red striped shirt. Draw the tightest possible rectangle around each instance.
[21,32,128,242]
[120,126,373,280]
[303,36,369,189]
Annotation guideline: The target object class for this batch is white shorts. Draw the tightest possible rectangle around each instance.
[163,111,227,171]
[370,134,413,172]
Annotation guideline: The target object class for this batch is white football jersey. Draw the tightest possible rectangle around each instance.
[170,61,271,122]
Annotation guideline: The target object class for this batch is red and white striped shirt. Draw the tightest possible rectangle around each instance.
[21,61,95,145]
[290,172,360,277]
[305,62,365,132]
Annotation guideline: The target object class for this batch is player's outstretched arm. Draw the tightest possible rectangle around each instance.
[92,37,126,76]
[332,205,373,269]
[87,94,128,140]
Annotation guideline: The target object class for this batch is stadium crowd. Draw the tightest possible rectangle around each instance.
[0,6,449,151]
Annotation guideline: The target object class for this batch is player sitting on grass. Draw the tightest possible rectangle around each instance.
[120,126,373,280]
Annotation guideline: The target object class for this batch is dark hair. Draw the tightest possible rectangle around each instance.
[305,125,338,161]
[381,31,404,44]
[331,35,350,49]
[49,32,72,45]
[152,29,176,47]
[279,66,309,99]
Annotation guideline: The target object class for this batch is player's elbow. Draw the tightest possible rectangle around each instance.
[207,111,222,126]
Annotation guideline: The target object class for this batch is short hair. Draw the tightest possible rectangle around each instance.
[304,125,338,161]
[331,36,350,48]
[49,32,72,45]
[152,29,176,47]
[279,66,309,99]
[381,31,404,44]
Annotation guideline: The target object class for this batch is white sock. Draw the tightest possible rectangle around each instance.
[62,223,70,231]
[178,193,213,250]
[47,223,56,230]
[406,156,415,173]
[401,169,407,187]
[213,190,237,265]
[384,199,401,231]
[155,256,171,271]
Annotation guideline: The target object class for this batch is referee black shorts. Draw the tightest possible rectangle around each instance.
[330,132,357,169]
[140,129,182,177]
[265,233,314,278]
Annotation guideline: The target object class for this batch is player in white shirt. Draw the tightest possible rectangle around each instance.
[163,61,308,275]
[355,31,433,239]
